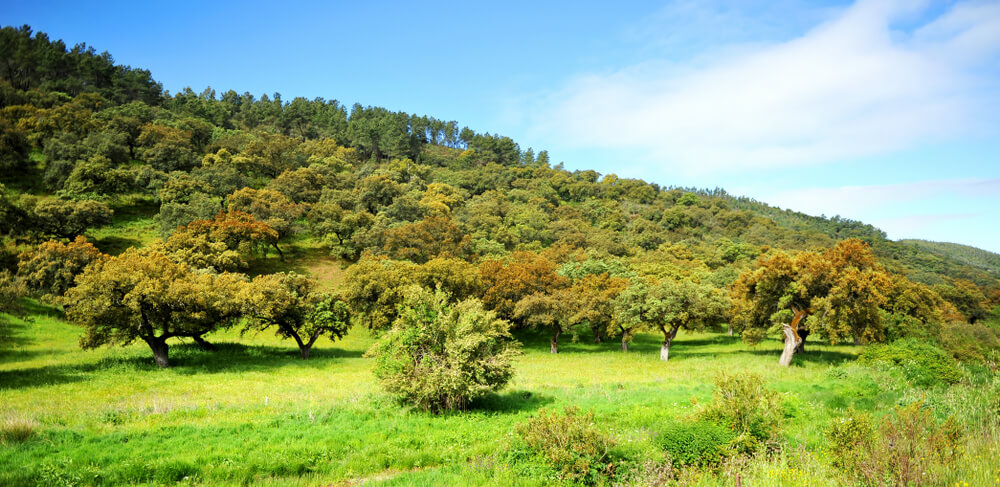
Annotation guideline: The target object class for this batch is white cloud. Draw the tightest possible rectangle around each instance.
[527,0,1000,174]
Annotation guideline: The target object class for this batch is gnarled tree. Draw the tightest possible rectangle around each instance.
[64,249,245,367]
[732,239,891,366]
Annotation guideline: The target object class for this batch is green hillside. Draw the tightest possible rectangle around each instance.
[2,25,999,487]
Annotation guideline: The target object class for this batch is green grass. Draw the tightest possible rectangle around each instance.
[0,302,995,486]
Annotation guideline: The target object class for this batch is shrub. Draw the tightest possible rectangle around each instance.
[698,372,784,454]
[367,286,519,412]
[655,421,734,467]
[516,406,616,483]
[938,320,1000,363]
[827,402,962,486]
[0,415,38,444]
[859,338,963,387]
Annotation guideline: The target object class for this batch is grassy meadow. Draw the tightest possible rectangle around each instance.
[2,298,998,486]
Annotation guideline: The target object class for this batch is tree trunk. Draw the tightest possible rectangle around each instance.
[778,309,807,367]
[288,329,316,360]
[660,325,680,362]
[145,337,170,368]
[272,243,285,262]
[621,337,629,352]
[795,329,810,354]
[192,335,217,352]
[550,329,561,354]
[727,323,734,336]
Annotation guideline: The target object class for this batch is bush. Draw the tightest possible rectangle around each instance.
[827,402,962,486]
[859,338,963,387]
[655,421,734,467]
[938,320,1000,363]
[367,286,519,412]
[0,415,37,444]
[516,406,616,483]
[698,372,784,454]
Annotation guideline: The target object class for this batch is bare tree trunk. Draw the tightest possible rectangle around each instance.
[550,329,561,354]
[727,323,734,336]
[289,330,317,360]
[779,325,800,367]
[660,325,679,362]
[144,337,170,368]
[621,337,629,352]
[779,309,807,367]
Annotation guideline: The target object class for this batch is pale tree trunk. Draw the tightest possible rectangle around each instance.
[727,323,734,336]
[550,329,561,354]
[660,325,680,362]
[619,326,629,352]
[778,309,807,367]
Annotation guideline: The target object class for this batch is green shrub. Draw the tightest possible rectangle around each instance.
[859,338,963,386]
[656,421,734,467]
[826,409,876,470]
[827,402,962,486]
[938,320,1000,363]
[516,406,616,484]
[698,372,783,454]
[367,286,519,412]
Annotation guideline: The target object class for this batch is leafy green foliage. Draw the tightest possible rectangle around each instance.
[367,287,518,412]
[827,403,962,486]
[516,407,616,484]
[240,272,350,359]
[698,372,784,454]
[655,421,734,467]
[858,338,963,386]
[17,236,104,297]
[28,197,113,239]
[64,249,245,367]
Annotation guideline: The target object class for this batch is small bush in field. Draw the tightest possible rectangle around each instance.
[859,338,963,387]
[826,409,876,470]
[516,406,616,483]
[656,421,734,467]
[367,286,518,412]
[828,402,962,486]
[698,372,783,454]
[1,415,38,444]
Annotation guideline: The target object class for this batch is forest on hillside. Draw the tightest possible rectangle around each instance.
[2,25,1000,486]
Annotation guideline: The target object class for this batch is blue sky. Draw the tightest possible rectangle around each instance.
[5,0,1000,251]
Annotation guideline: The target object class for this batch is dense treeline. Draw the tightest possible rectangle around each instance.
[1,25,998,373]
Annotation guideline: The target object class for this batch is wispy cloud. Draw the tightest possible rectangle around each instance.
[764,178,1000,217]
[527,0,1000,174]
[762,178,1000,247]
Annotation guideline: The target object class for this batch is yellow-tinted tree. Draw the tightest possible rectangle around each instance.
[240,272,350,359]
[226,187,304,241]
[341,254,417,331]
[17,236,104,298]
[732,239,891,366]
[480,251,568,324]
[65,249,245,367]
[161,211,280,271]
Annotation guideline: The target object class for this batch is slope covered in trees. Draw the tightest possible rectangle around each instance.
[3,25,1000,487]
